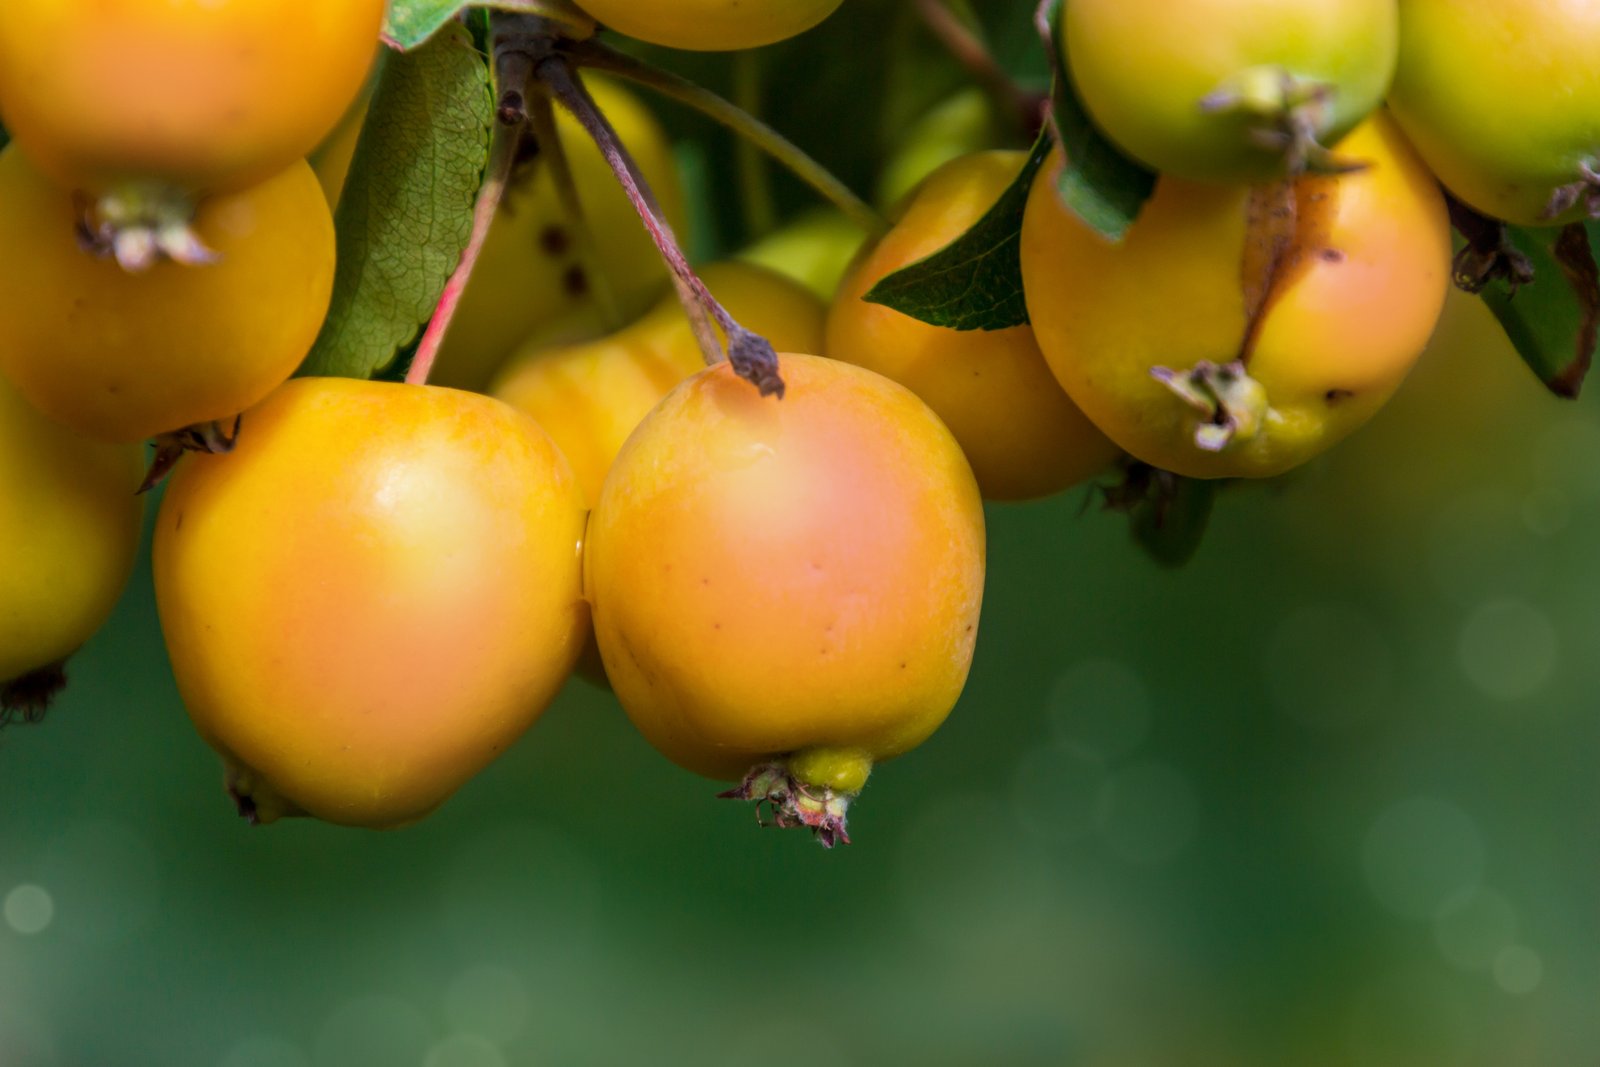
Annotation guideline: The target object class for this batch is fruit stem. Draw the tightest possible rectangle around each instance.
[537,53,786,396]
[523,85,628,330]
[405,26,528,387]
[732,50,779,240]
[914,0,1039,142]
[569,39,886,238]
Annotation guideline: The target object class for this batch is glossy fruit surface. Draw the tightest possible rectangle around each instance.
[0,149,334,443]
[1387,0,1600,227]
[492,261,826,506]
[0,374,143,693]
[828,151,1120,500]
[1065,0,1397,181]
[1020,116,1450,479]
[433,77,687,392]
[0,0,382,196]
[577,0,843,51]
[586,354,985,787]
[154,379,588,828]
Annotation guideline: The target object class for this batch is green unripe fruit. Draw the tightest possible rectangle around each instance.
[1388,0,1600,227]
[1065,0,1398,182]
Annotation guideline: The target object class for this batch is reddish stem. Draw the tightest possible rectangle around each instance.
[406,124,518,387]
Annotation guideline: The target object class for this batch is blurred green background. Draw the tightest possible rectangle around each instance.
[3,2,1597,1065]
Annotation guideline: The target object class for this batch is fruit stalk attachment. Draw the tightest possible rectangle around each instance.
[536,50,785,396]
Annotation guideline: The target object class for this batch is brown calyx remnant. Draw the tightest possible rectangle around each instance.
[1445,191,1536,295]
[1199,68,1367,179]
[1,661,68,727]
[719,762,852,848]
[75,185,218,272]
[140,415,243,493]
[1542,162,1600,223]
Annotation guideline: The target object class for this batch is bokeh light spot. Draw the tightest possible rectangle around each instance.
[1432,887,1518,972]
[424,1033,506,1067]
[1520,488,1569,537]
[3,884,54,936]
[1009,744,1107,843]
[313,995,433,1067]
[1047,659,1152,761]
[1094,761,1199,866]
[1457,600,1558,701]
[220,1034,311,1067]
[1363,798,1484,919]
[39,820,161,944]
[1493,946,1544,995]
[444,966,529,1045]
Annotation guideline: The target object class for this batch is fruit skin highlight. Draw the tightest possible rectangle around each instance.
[576,0,844,52]
[1064,0,1397,181]
[585,355,985,842]
[0,0,383,197]
[492,261,825,507]
[828,151,1121,501]
[0,149,335,443]
[0,374,143,717]
[153,379,588,828]
[1387,0,1600,227]
[1020,116,1450,480]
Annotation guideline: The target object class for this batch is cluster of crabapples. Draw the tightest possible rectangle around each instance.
[0,0,1590,845]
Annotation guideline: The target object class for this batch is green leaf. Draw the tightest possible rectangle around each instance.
[861,133,1049,331]
[1040,0,1155,241]
[383,1,469,51]
[1478,222,1599,398]
[384,0,593,51]
[299,23,492,381]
